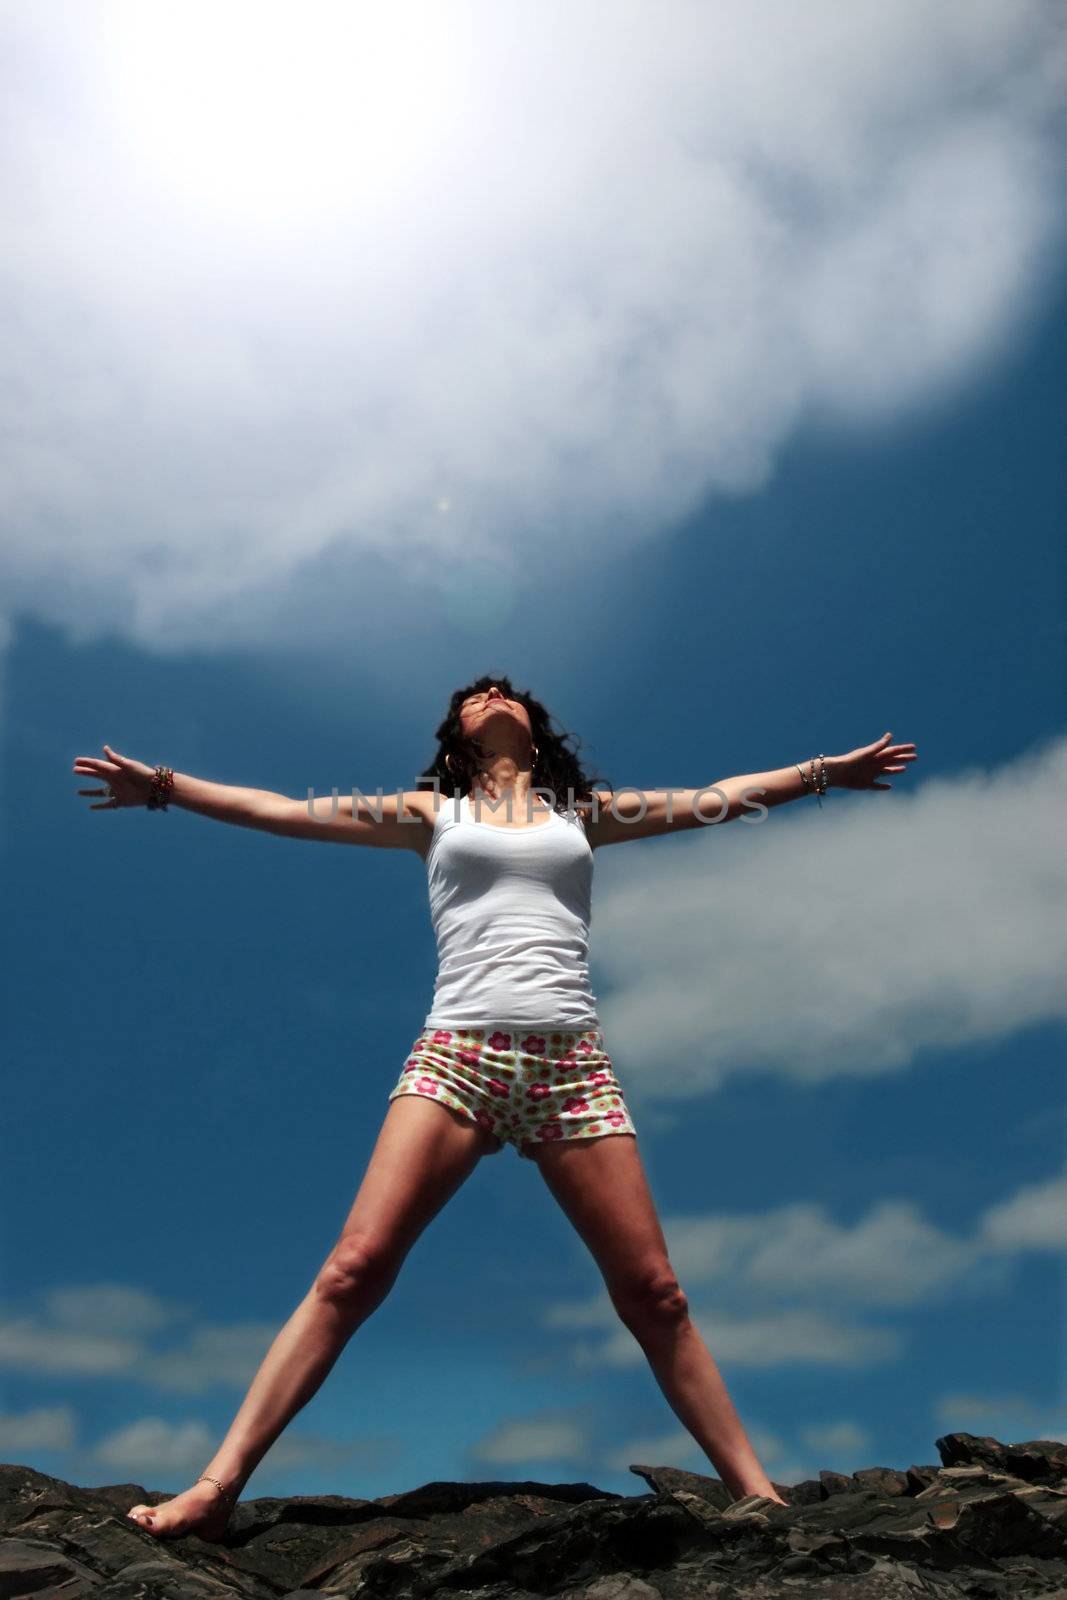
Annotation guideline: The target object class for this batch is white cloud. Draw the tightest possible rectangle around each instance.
[91,1416,218,1477]
[89,1414,388,1483]
[541,1163,1061,1371]
[0,1,1063,651]
[0,1316,141,1376]
[554,1298,902,1371]
[664,1201,985,1308]
[470,1414,588,1464]
[977,1171,1067,1251]
[139,1323,279,1395]
[42,1284,193,1337]
[0,1404,78,1453]
[604,1420,847,1481]
[799,1419,873,1459]
[932,1391,1067,1444]
[593,735,1067,1098]
[601,1426,704,1472]
[0,1288,274,1392]
[685,1307,903,1369]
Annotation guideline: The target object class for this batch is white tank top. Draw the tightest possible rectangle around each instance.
[422,791,600,1029]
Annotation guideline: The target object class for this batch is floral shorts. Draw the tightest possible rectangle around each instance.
[387,1024,637,1159]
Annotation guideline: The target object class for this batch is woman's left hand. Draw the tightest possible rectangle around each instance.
[826,732,918,792]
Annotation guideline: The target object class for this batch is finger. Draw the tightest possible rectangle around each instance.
[103,743,127,764]
[859,732,893,756]
[77,789,111,797]
[89,801,117,810]
[74,759,120,776]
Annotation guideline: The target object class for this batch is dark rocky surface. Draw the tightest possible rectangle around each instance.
[1,1433,1065,1598]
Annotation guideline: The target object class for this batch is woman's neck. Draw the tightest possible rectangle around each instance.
[471,756,536,811]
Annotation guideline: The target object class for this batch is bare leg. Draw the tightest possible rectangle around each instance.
[126,1094,500,1539]
[630,1309,788,1504]
[530,1133,788,1507]
[126,1278,388,1539]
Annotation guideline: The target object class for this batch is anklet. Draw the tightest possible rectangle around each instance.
[197,1475,236,1506]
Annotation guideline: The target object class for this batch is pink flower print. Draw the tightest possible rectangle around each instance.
[526,1082,552,1102]
[563,1095,589,1114]
[588,1070,610,1086]
[575,1039,594,1056]
[551,1033,562,1044]
[521,1034,546,1054]
[432,1030,453,1044]
[457,1048,481,1067]
[416,1076,440,1095]
[404,1059,419,1070]
[606,1109,626,1128]
[488,1078,511,1099]
[412,1041,425,1052]
[538,1120,564,1142]
[474,1109,495,1134]
[488,1031,512,1051]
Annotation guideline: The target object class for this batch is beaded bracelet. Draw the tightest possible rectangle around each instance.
[794,755,829,809]
[146,765,175,811]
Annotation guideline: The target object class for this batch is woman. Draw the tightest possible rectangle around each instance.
[73,675,917,1539]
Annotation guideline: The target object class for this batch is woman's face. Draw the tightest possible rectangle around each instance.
[457,685,532,744]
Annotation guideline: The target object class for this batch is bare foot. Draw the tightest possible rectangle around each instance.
[126,1479,236,1542]
[731,1487,791,1509]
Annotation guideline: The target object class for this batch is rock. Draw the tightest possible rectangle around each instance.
[851,1468,911,1496]
[1,1433,1065,1597]
[904,1463,941,1494]
[936,1432,1067,1484]
[626,1463,730,1510]
[0,1537,101,1599]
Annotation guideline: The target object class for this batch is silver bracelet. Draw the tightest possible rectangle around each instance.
[796,757,829,809]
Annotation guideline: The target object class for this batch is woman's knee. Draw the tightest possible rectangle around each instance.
[315,1234,401,1308]
[612,1265,690,1332]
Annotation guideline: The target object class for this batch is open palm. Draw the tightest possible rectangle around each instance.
[830,732,918,791]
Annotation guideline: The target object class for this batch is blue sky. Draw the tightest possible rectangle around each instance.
[1,1,1065,1503]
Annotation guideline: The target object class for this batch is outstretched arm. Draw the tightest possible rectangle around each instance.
[583,732,918,848]
[72,745,429,851]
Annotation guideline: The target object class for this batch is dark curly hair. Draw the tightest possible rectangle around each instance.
[416,674,612,817]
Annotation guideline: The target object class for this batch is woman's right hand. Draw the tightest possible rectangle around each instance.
[73,744,157,810]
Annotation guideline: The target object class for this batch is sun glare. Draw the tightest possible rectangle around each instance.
[103,0,459,225]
